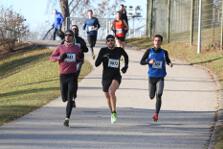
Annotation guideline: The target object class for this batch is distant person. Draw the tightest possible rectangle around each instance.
[83,9,100,59]
[140,34,173,122]
[95,34,129,124]
[111,11,128,49]
[50,30,82,127]
[119,4,128,27]
[71,24,89,77]
[52,9,64,40]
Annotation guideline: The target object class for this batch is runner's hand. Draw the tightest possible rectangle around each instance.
[60,53,67,61]
[121,66,128,73]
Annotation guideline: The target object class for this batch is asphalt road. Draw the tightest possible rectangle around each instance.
[0,41,219,149]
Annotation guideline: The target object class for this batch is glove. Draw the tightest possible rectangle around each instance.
[121,66,128,73]
[60,53,67,61]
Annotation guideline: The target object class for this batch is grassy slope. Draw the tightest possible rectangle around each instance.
[0,47,92,125]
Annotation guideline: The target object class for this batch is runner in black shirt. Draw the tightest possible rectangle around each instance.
[95,34,129,124]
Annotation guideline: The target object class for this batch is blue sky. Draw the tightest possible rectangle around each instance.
[1,0,146,32]
[1,0,60,31]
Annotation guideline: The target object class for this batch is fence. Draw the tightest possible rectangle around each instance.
[150,0,223,51]
[66,16,147,40]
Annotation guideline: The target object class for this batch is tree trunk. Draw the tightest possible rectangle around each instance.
[59,0,70,30]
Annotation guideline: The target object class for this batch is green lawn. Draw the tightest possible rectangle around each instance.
[0,47,92,125]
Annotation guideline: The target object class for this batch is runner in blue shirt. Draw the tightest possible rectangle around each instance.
[83,9,100,59]
[52,9,64,40]
[140,34,173,122]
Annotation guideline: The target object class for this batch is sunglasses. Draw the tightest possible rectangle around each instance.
[72,28,78,30]
[107,39,115,42]
[65,34,73,36]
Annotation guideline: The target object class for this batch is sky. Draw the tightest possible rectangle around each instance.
[0,0,146,32]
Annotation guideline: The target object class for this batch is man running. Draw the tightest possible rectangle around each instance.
[111,11,128,49]
[95,34,129,124]
[140,34,173,122]
[50,30,82,127]
[71,24,89,77]
[52,9,64,40]
[83,9,100,59]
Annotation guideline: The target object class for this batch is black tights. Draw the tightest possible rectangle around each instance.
[60,73,78,118]
[149,77,164,114]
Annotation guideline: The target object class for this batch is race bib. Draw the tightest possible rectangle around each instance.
[88,26,95,31]
[65,53,76,62]
[108,59,119,68]
[152,61,162,69]
[116,29,123,34]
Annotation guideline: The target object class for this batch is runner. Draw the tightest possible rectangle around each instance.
[83,9,100,60]
[71,24,89,77]
[52,9,64,40]
[95,34,129,124]
[111,11,128,49]
[140,34,173,122]
[49,30,82,127]
[119,4,128,27]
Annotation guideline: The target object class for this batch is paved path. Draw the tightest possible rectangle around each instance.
[0,42,219,149]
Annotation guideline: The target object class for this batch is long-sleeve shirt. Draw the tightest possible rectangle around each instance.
[95,47,128,80]
[140,48,171,78]
[53,10,64,29]
[83,17,100,36]
[50,43,81,75]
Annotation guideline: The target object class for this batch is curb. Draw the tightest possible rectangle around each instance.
[189,64,223,149]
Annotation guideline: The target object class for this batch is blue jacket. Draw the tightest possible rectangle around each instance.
[53,10,64,29]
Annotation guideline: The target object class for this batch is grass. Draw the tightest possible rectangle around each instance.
[0,47,92,125]
[127,37,223,149]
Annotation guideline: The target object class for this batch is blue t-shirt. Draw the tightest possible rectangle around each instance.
[83,17,100,36]
[147,48,167,78]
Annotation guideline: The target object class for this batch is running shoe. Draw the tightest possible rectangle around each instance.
[111,112,117,124]
[152,113,159,122]
[63,118,69,127]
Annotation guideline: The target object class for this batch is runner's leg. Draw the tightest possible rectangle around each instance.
[149,78,156,100]
[155,78,164,114]
[60,75,68,102]
[104,92,112,112]
[108,80,120,112]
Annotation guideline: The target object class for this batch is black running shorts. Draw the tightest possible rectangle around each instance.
[102,75,122,92]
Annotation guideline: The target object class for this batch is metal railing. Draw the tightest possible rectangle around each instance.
[65,16,147,40]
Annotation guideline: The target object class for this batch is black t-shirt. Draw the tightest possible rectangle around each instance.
[95,47,129,79]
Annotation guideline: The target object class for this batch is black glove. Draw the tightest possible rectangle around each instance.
[60,53,67,61]
[121,66,128,73]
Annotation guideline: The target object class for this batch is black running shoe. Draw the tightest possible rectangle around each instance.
[63,119,69,127]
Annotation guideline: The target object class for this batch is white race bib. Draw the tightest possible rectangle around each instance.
[152,61,162,69]
[108,59,119,68]
[65,53,76,62]
[116,29,123,34]
[88,26,95,31]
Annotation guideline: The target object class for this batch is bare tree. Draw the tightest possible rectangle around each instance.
[0,6,28,52]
